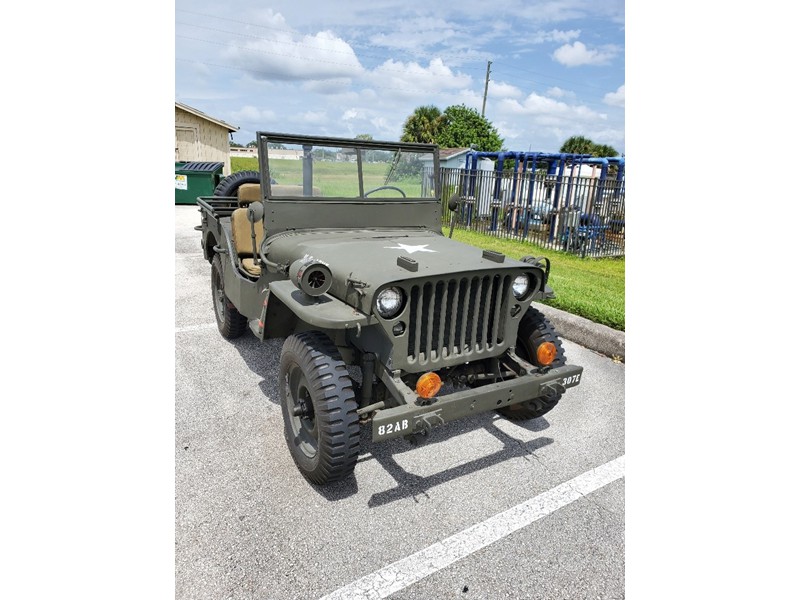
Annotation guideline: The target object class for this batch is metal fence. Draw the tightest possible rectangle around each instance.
[428,167,625,258]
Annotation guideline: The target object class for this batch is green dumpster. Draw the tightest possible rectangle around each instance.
[175,161,225,205]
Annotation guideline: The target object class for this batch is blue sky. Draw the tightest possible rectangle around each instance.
[175,0,624,154]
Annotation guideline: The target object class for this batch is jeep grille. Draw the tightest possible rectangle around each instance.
[407,274,512,367]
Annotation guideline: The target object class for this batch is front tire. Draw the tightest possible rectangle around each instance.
[279,331,360,485]
[211,254,247,339]
[497,307,566,421]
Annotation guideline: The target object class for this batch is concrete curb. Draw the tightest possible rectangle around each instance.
[532,302,625,361]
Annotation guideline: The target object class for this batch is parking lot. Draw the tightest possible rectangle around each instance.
[175,205,625,599]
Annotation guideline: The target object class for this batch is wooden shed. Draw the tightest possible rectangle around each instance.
[175,102,239,175]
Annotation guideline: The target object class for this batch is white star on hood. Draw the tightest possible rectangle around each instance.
[383,243,437,254]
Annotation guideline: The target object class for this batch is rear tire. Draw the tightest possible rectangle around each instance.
[497,307,566,421]
[279,331,360,485]
[213,170,260,197]
[211,254,247,339]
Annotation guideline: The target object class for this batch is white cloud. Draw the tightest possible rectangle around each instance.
[369,117,396,139]
[367,58,472,97]
[291,110,328,125]
[301,78,353,94]
[231,105,276,122]
[369,17,458,52]
[546,87,576,100]
[250,8,290,28]
[604,85,625,107]
[497,92,606,125]
[488,80,523,99]
[495,121,521,141]
[224,12,364,81]
[178,2,625,154]
[552,41,618,67]
[528,29,581,44]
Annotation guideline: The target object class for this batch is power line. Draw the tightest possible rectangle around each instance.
[176,19,485,71]
[492,62,619,93]
[177,35,364,70]
[176,55,618,115]
[176,8,621,94]
[175,58,479,99]
[175,17,622,107]
[177,34,480,80]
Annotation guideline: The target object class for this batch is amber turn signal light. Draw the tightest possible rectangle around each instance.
[416,372,442,399]
[536,342,557,366]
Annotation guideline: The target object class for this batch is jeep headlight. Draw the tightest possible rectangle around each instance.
[376,287,404,319]
[512,274,531,299]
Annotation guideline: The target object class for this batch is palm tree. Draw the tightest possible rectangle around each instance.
[559,136,619,158]
[401,105,445,144]
[559,135,595,155]
[593,144,619,158]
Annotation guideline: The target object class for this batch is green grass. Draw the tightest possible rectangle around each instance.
[451,229,625,331]
[231,157,259,172]
[231,157,424,198]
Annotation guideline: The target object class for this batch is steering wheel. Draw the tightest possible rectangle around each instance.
[364,185,406,198]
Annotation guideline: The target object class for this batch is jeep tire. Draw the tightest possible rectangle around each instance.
[213,170,260,197]
[211,254,248,339]
[497,306,566,421]
[279,331,360,485]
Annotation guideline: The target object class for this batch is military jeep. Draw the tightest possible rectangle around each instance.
[196,132,583,485]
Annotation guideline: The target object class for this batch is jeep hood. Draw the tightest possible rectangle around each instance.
[265,228,533,312]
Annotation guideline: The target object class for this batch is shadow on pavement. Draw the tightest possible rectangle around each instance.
[230,330,555,505]
[363,416,553,508]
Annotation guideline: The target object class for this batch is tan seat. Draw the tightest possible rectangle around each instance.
[231,184,264,277]
[229,183,321,277]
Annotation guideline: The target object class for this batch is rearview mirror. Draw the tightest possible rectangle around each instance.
[447,196,462,211]
[247,201,264,223]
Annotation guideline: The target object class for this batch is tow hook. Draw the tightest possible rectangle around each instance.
[541,381,566,398]
[405,413,444,445]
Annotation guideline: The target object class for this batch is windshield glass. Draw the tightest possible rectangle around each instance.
[264,141,435,200]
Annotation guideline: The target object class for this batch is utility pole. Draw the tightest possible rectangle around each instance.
[481,60,492,117]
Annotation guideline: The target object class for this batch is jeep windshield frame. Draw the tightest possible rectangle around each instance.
[255,132,443,236]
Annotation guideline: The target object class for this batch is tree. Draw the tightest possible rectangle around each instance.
[559,135,594,155]
[436,104,503,152]
[229,141,244,148]
[355,133,373,141]
[559,135,619,157]
[592,143,619,158]
[246,140,258,148]
[401,105,445,144]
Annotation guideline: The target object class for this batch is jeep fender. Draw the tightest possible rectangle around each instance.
[267,280,372,330]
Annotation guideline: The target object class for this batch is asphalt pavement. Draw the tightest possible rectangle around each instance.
[175,205,625,600]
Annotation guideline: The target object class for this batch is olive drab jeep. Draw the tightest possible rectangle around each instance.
[196,132,583,485]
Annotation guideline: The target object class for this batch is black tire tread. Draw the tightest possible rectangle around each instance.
[279,331,360,484]
[211,254,248,339]
[497,307,566,421]
[213,170,260,197]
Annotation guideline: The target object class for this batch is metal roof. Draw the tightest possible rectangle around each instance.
[175,102,239,132]
[439,147,470,159]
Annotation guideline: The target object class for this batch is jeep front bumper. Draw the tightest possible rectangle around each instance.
[371,363,583,441]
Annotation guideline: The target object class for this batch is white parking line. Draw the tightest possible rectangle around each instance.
[319,455,625,600]
[175,323,217,333]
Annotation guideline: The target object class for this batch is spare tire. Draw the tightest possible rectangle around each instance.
[213,170,261,197]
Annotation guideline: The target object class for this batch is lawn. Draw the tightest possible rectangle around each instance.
[451,229,625,331]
